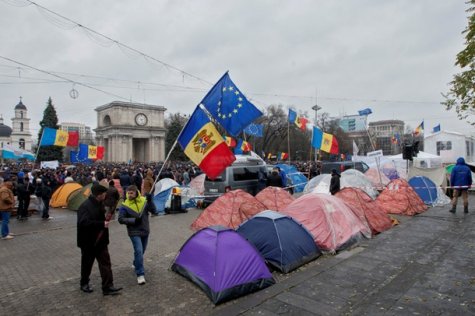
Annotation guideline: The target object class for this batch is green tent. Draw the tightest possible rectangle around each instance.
[446,164,455,174]
[67,183,93,211]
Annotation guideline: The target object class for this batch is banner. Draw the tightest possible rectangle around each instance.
[40,160,59,169]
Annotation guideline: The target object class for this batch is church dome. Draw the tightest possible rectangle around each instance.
[0,122,12,137]
[15,100,27,110]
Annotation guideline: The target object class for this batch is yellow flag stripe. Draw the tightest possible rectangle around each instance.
[321,133,333,153]
[184,122,224,165]
[54,130,69,147]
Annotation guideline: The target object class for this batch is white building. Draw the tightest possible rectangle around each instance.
[424,130,475,163]
[0,98,33,151]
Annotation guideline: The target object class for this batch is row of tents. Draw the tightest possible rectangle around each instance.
[171,176,433,304]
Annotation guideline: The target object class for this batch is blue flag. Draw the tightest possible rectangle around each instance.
[70,151,79,163]
[358,108,372,116]
[243,123,263,137]
[288,109,297,123]
[77,144,90,163]
[200,72,263,137]
[433,124,441,133]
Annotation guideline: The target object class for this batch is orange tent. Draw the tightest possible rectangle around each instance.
[191,190,266,231]
[376,179,427,216]
[255,186,294,211]
[335,188,393,235]
[50,182,83,208]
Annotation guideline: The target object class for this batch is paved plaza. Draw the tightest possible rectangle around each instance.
[0,197,474,315]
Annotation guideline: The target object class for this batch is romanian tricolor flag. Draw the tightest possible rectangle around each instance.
[312,126,339,154]
[288,109,309,131]
[40,127,69,147]
[178,107,236,179]
[414,121,424,137]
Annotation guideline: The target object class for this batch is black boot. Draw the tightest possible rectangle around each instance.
[464,206,468,213]
[449,206,456,213]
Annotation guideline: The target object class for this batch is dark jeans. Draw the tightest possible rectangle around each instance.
[18,196,30,218]
[80,246,114,290]
[42,198,50,218]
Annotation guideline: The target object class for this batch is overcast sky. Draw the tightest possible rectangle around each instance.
[0,0,471,139]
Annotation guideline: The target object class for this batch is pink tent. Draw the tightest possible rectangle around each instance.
[335,188,393,235]
[255,186,294,211]
[364,168,390,189]
[376,179,427,216]
[189,174,205,195]
[281,193,371,252]
[191,190,266,231]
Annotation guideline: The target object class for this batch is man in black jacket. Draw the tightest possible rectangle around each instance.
[330,169,341,195]
[77,184,122,295]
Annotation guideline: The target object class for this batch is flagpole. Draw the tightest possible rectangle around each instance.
[34,128,46,164]
[287,120,291,164]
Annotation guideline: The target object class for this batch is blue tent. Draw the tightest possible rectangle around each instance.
[153,178,180,214]
[408,176,438,205]
[276,164,307,193]
[237,210,321,273]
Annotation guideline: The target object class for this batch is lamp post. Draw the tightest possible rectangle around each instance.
[312,104,322,161]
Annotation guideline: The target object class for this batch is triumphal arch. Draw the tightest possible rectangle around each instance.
[95,101,166,162]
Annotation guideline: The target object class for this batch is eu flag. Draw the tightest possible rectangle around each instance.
[200,72,263,137]
[243,123,263,137]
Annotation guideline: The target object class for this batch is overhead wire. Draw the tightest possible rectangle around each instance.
[0,55,130,101]
[1,0,214,86]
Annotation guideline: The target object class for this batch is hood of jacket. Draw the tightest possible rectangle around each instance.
[456,157,466,165]
[121,191,146,214]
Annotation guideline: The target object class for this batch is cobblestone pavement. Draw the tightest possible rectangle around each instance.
[0,197,474,315]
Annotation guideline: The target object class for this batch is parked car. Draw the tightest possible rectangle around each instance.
[320,161,370,174]
[203,156,267,206]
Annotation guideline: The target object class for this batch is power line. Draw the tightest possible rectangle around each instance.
[1,0,213,86]
[0,55,130,101]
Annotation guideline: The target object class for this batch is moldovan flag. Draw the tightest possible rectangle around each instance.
[40,127,69,147]
[67,131,79,146]
[224,136,237,148]
[178,107,236,179]
[288,109,308,131]
[88,146,97,159]
[414,121,424,136]
[312,126,339,154]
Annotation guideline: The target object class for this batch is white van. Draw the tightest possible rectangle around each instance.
[203,156,267,206]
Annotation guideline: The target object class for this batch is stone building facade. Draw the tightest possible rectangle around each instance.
[94,101,166,162]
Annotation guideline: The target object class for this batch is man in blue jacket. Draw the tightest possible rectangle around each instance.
[450,157,472,214]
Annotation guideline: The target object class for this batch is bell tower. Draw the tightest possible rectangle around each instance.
[10,97,32,150]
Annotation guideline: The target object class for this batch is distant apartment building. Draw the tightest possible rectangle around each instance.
[368,120,405,155]
[59,122,94,144]
[339,115,373,156]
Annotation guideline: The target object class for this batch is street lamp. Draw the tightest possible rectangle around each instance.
[312,105,322,161]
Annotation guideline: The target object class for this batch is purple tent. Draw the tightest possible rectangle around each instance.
[171,226,275,304]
